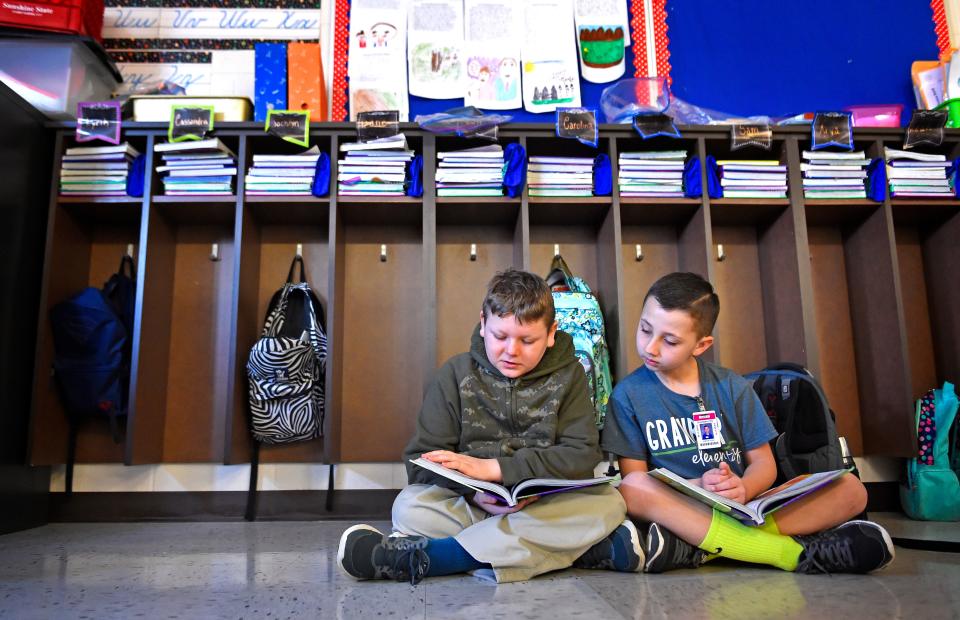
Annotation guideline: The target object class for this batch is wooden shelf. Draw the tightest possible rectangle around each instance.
[528,199,611,227]
[58,198,142,225]
[710,201,788,226]
[890,200,960,226]
[804,200,880,227]
[619,200,700,226]
[436,200,520,227]
[154,198,236,226]
[247,199,330,225]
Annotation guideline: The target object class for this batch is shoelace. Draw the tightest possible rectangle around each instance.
[384,538,429,585]
[796,533,854,574]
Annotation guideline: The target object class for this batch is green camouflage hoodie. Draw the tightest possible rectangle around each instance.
[403,324,602,491]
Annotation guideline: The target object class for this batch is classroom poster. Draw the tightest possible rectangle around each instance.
[521,0,581,113]
[463,0,522,110]
[349,0,410,121]
[407,0,466,99]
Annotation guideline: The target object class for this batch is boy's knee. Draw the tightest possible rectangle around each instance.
[839,473,868,517]
[391,485,435,531]
[617,471,662,516]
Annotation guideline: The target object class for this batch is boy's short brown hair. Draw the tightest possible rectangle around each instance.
[644,272,719,338]
[482,269,555,327]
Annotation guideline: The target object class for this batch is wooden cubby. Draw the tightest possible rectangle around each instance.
[29,123,960,476]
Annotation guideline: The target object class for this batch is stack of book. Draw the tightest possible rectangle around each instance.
[59,143,140,197]
[155,138,238,196]
[716,159,787,199]
[246,146,321,196]
[618,151,687,198]
[338,134,414,197]
[801,150,868,199]
[436,145,504,197]
[528,156,594,197]
[885,148,954,199]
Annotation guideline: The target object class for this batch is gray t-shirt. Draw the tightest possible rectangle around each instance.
[601,357,776,479]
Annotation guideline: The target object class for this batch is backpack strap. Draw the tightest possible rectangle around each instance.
[287,255,308,284]
[245,439,261,521]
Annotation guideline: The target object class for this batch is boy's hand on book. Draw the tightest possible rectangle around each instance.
[472,491,539,515]
[420,450,502,482]
[701,462,747,504]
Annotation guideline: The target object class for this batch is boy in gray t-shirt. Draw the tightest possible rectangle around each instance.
[601,272,895,575]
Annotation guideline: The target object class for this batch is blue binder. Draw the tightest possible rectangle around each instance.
[255,43,288,122]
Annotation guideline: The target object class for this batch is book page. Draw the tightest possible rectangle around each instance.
[410,457,513,504]
[512,475,615,502]
[750,468,851,516]
[520,0,581,114]
[349,0,410,121]
[463,0,522,110]
[407,0,466,99]
[648,468,759,523]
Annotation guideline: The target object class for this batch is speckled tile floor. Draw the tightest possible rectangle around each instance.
[0,521,958,620]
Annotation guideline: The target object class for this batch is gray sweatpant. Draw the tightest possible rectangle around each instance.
[391,483,627,583]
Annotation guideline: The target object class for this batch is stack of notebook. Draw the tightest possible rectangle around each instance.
[59,143,140,197]
[155,138,238,196]
[528,156,594,197]
[885,147,954,199]
[618,151,687,198]
[801,150,868,199]
[716,159,787,199]
[338,135,414,197]
[246,146,321,196]
[436,145,504,197]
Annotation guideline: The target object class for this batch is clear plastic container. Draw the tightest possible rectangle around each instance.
[0,37,120,119]
[844,104,903,128]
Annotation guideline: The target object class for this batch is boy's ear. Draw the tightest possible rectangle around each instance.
[546,320,558,348]
[692,335,714,357]
[479,312,486,337]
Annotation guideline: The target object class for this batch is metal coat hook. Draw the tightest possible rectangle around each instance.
[717,244,726,262]
[635,244,644,262]
[554,243,561,257]
[469,243,477,262]
[380,244,387,262]
[295,243,303,258]
[126,244,135,258]
[210,243,221,262]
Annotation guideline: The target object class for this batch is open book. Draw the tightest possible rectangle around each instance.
[648,467,852,525]
[410,457,615,507]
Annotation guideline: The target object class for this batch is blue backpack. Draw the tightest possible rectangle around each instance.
[900,382,960,521]
[545,254,613,428]
[50,256,135,492]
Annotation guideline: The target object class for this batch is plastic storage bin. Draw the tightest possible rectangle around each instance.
[845,104,903,128]
[0,37,120,119]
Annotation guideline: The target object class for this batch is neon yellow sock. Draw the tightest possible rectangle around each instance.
[699,510,802,571]
[753,514,780,535]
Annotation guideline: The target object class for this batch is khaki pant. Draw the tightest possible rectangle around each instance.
[391,483,626,583]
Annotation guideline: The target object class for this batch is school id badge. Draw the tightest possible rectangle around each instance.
[693,411,723,450]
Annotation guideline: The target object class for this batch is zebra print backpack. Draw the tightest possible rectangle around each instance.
[246,256,327,443]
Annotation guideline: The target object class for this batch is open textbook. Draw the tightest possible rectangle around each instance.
[648,467,852,525]
[410,457,615,507]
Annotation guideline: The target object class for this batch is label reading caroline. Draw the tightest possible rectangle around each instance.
[811,111,853,151]
[266,110,310,147]
[556,107,598,148]
[904,109,947,149]
[76,101,121,145]
[169,105,215,142]
[356,110,399,143]
[731,123,772,151]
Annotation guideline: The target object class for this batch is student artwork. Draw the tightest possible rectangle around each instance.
[464,0,522,110]
[349,0,410,121]
[521,0,581,113]
[573,0,629,83]
[408,0,466,99]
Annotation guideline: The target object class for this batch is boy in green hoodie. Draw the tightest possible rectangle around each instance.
[338,269,639,583]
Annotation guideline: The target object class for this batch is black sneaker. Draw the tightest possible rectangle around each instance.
[337,524,431,584]
[644,522,707,573]
[573,519,644,572]
[794,520,895,574]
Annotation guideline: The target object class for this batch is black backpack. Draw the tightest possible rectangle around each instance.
[745,363,848,484]
[50,256,136,494]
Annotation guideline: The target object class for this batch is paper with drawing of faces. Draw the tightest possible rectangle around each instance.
[521,0,580,114]
[407,0,466,99]
[574,0,627,83]
[463,0,522,111]
[349,0,410,120]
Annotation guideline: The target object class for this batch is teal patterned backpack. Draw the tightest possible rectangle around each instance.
[546,255,613,428]
[900,382,960,521]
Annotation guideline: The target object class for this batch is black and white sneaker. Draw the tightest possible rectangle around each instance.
[794,520,895,574]
[643,522,707,573]
[573,519,645,572]
[337,524,431,584]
